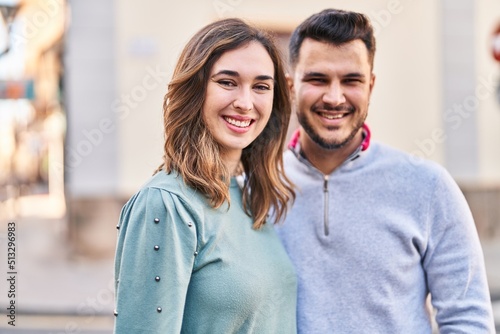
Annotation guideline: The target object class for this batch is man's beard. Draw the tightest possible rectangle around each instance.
[297,108,366,150]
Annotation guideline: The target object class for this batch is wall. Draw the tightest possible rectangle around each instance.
[115,0,445,194]
[63,1,500,257]
[476,0,500,184]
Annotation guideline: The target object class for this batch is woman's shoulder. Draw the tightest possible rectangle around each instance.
[118,171,204,231]
[143,170,185,190]
[140,170,200,202]
[126,170,205,217]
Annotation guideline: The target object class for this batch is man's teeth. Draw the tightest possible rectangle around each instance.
[320,113,345,120]
[224,117,251,127]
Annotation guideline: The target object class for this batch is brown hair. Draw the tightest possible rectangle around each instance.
[156,18,294,229]
[289,8,376,69]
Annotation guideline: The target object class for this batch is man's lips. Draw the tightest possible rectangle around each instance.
[318,113,346,120]
[313,105,354,120]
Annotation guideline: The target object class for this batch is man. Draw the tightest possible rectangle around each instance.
[276,8,495,333]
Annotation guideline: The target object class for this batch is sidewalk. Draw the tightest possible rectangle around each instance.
[1,216,499,333]
[0,217,115,333]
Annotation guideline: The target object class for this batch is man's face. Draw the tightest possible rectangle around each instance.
[291,38,375,150]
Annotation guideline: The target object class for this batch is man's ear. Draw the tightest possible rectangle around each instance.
[368,72,376,97]
[285,73,295,100]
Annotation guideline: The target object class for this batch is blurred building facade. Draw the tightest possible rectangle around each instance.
[0,0,66,222]
[2,0,499,257]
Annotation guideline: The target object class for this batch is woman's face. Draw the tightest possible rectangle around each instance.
[202,41,275,163]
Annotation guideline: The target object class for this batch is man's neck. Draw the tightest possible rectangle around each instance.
[300,129,363,175]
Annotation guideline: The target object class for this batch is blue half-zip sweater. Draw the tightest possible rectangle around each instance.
[275,126,494,333]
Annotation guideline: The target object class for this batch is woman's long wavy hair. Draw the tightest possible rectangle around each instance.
[156,18,295,229]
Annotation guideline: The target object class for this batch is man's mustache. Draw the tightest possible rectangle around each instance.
[312,104,355,113]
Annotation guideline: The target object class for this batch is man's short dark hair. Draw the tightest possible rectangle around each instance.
[289,8,376,69]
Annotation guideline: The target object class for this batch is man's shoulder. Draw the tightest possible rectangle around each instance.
[369,141,450,179]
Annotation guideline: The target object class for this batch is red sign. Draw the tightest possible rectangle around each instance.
[493,23,500,62]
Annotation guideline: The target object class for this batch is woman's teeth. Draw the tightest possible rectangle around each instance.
[224,117,251,127]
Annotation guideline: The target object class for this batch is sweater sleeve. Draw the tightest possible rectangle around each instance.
[423,168,495,333]
[114,186,198,333]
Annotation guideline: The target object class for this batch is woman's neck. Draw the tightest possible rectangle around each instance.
[221,151,243,177]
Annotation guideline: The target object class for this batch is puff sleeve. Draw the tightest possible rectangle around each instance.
[113,186,198,333]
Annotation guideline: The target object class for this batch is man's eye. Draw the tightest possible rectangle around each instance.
[306,78,327,83]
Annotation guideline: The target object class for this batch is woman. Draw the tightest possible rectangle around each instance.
[113,18,296,333]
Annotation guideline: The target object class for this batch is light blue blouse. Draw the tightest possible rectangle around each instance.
[114,171,297,333]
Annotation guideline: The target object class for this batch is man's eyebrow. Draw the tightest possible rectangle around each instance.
[302,71,327,78]
[344,72,365,78]
[302,71,366,78]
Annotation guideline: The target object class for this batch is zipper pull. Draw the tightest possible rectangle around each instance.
[323,175,329,236]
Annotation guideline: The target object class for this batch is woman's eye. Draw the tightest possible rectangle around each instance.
[254,84,271,91]
[218,80,236,87]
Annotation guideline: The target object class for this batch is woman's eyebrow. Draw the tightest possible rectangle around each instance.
[212,70,274,81]
[212,69,239,77]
